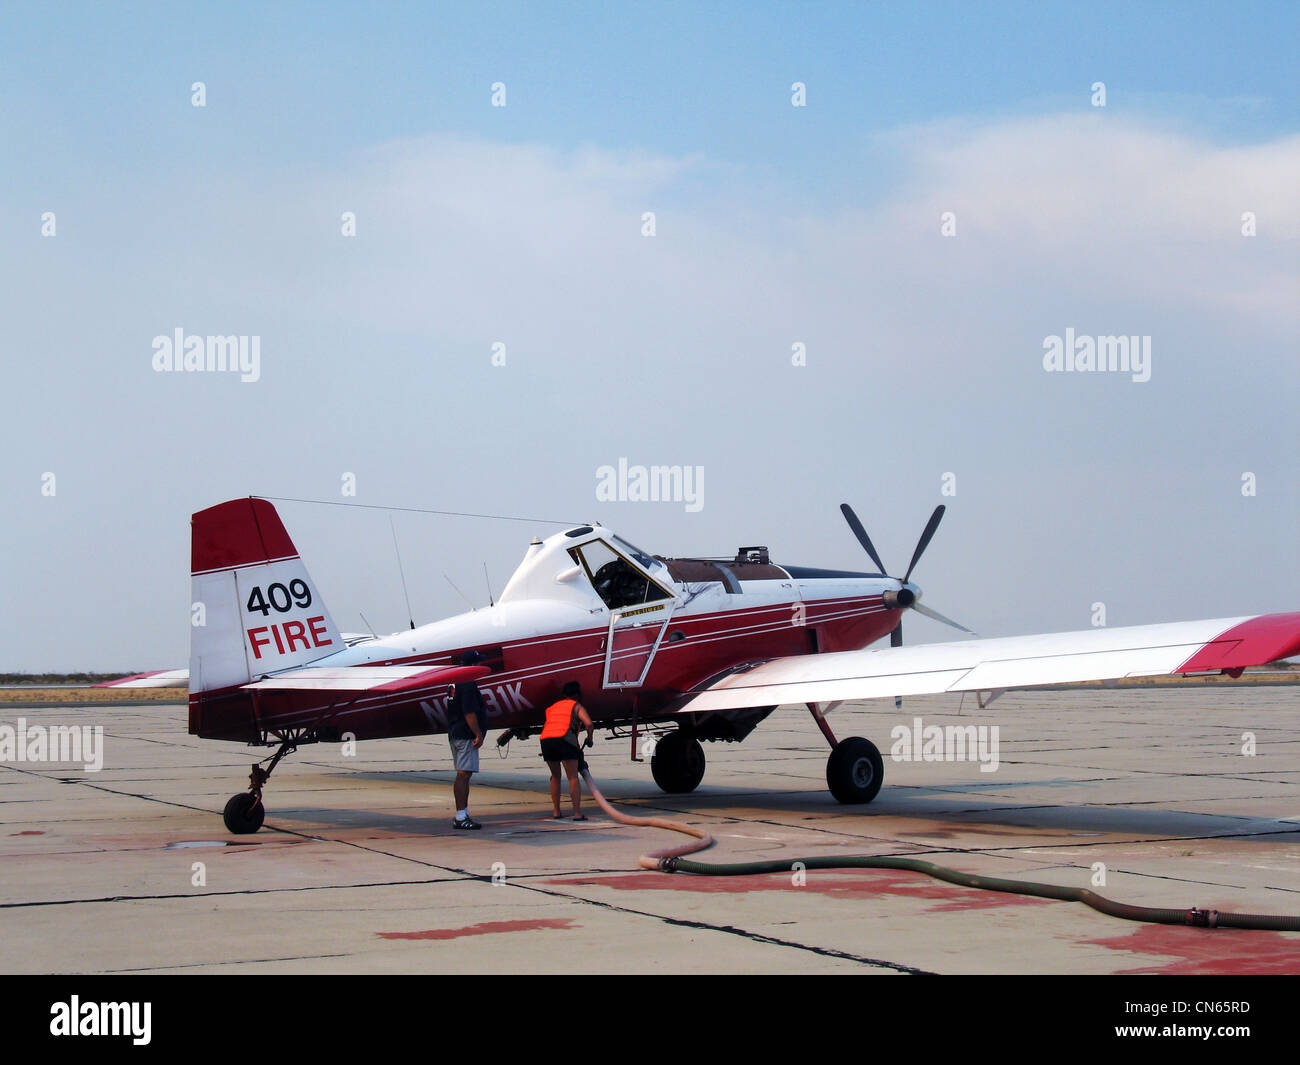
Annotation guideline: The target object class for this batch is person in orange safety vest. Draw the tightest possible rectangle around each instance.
[539,681,595,820]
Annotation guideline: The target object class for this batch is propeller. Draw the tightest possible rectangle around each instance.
[903,504,947,584]
[839,502,977,707]
[913,601,975,634]
[839,503,888,575]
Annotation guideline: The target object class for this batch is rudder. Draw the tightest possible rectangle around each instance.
[189,498,342,693]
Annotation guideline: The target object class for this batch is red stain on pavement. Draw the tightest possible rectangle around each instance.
[1082,925,1300,974]
[10,830,43,836]
[545,870,1051,913]
[377,918,577,941]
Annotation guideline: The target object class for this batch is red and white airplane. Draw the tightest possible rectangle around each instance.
[106,497,1300,834]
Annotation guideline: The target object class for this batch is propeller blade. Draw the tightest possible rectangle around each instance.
[912,601,977,636]
[891,622,903,707]
[840,503,888,575]
[902,504,946,584]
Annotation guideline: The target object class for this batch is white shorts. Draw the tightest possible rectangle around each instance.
[449,737,479,773]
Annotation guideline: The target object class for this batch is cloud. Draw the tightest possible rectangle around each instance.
[4,112,1297,667]
[868,113,1299,319]
[205,114,1298,361]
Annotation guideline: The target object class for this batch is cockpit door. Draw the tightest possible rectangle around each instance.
[565,534,677,690]
[603,600,674,688]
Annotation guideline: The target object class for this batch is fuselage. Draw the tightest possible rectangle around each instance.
[189,523,909,744]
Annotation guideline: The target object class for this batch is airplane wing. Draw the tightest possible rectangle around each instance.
[93,669,190,689]
[93,634,379,688]
[668,612,1300,714]
[240,663,490,697]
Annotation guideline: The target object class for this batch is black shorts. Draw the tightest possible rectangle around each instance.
[540,738,581,763]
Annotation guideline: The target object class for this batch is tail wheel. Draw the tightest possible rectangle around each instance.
[223,792,265,834]
[826,736,883,804]
[651,731,707,794]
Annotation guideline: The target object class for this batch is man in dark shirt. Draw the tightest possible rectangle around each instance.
[447,650,487,829]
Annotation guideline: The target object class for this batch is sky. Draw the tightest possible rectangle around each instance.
[1,2,1297,670]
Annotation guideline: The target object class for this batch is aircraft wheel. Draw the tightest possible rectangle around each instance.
[223,792,265,834]
[651,732,706,793]
[826,737,883,804]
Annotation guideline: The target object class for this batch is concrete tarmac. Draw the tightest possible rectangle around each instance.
[2,687,1298,974]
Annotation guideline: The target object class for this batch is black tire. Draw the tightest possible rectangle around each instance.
[223,792,265,834]
[651,731,707,793]
[826,737,884,804]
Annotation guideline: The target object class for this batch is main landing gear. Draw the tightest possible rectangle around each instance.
[810,703,884,804]
[650,730,707,794]
[223,736,304,834]
[646,707,884,803]
[826,736,884,804]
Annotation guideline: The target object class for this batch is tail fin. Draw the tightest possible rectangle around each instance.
[189,498,341,693]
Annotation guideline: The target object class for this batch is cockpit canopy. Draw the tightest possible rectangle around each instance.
[567,536,673,611]
[497,524,676,611]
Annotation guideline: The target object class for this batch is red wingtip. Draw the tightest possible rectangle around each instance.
[1176,612,1300,673]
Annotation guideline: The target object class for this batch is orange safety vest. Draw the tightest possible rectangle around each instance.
[540,698,579,740]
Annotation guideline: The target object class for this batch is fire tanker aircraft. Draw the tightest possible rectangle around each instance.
[105,497,1300,834]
